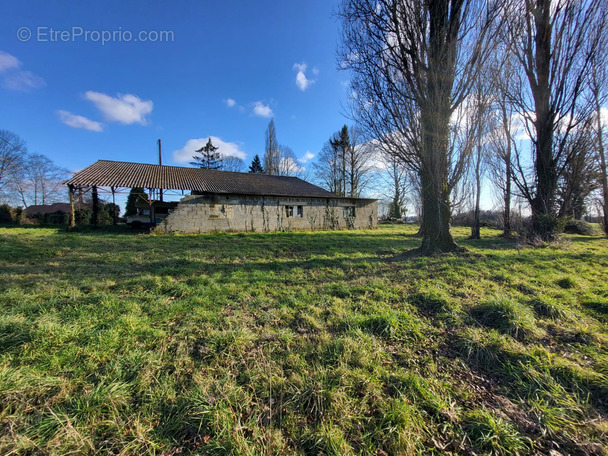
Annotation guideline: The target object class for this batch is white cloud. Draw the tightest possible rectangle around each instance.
[295,72,310,91]
[0,50,45,91]
[293,63,306,73]
[57,110,103,132]
[298,151,315,163]
[0,51,19,72]
[225,98,236,107]
[293,62,317,91]
[172,136,247,163]
[252,101,273,118]
[601,107,608,128]
[2,70,46,91]
[84,91,153,125]
[512,112,533,140]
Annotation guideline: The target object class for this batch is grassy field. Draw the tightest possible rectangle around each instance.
[0,224,607,455]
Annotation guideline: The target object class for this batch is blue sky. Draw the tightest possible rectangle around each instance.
[0,0,350,177]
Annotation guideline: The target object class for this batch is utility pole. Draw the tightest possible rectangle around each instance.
[158,139,163,202]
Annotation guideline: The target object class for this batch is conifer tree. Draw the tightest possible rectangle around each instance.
[125,187,147,216]
[191,138,222,169]
[249,154,264,173]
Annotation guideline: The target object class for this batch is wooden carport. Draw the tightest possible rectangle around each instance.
[63,160,206,227]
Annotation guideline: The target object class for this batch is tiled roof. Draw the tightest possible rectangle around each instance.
[25,203,72,216]
[25,202,90,216]
[64,160,352,199]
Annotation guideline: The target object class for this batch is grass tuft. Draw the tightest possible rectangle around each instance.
[556,276,578,289]
[409,289,451,315]
[470,296,538,341]
[530,296,567,320]
[464,409,529,456]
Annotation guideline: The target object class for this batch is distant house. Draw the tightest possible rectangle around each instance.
[64,160,378,233]
[25,202,92,224]
[25,203,72,218]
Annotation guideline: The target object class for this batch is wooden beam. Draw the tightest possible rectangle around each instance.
[92,185,99,228]
[68,184,76,228]
[111,187,117,225]
[148,188,154,224]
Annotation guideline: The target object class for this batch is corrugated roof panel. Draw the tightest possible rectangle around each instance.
[64,160,371,200]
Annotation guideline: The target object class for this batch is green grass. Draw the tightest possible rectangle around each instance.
[0,224,607,455]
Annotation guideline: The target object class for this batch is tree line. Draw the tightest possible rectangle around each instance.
[0,130,68,208]
[0,130,121,226]
[191,120,307,178]
[338,0,608,253]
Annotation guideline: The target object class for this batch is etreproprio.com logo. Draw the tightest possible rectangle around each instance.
[17,26,174,45]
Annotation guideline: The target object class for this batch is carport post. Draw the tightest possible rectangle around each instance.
[111,187,117,225]
[68,184,75,228]
[92,185,99,228]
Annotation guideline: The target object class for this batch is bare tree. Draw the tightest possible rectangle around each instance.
[221,156,245,172]
[486,50,521,237]
[0,130,26,201]
[470,123,485,239]
[9,154,68,207]
[591,40,608,236]
[313,126,374,197]
[338,0,502,254]
[556,118,600,219]
[314,141,342,194]
[504,0,606,239]
[468,76,494,239]
[382,153,410,219]
[346,128,375,197]
[264,119,280,176]
[276,145,304,177]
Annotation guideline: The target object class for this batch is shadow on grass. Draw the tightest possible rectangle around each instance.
[563,234,608,244]
[0,223,149,235]
[3,226,606,291]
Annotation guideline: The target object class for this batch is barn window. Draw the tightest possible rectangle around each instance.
[286,205,303,218]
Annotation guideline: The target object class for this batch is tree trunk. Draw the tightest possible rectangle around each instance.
[416,113,460,254]
[391,169,401,219]
[501,101,512,237]
[596,97,608,236]
[504,153,512,237]
[471,139,482,239]
[342,147,346,197]
[414,201,424,237]
[531,116,557,239]
[419,171,458,254]
[529,0,558,240]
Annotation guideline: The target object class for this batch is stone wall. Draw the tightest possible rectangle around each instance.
[155,194,377,234]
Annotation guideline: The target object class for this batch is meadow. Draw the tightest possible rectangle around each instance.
[0,224,607,455]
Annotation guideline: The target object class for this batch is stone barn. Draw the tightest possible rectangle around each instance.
[64,160,377,233]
